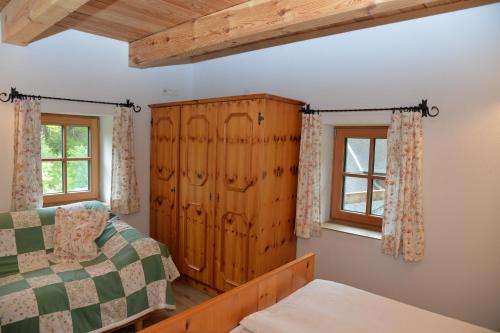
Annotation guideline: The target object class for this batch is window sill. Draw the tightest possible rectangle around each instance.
[322,222,382,240]
[43,197,99,208]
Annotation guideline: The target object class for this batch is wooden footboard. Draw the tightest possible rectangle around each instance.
[141,253,315,333]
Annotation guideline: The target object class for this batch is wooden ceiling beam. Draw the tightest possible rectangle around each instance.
[129,0,497,68]
[1,0,91,45]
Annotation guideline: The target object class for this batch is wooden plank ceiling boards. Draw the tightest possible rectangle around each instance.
[0,0,247,44]
[1,0,497,66]
[56,0,248,42]
[1,0,91,45]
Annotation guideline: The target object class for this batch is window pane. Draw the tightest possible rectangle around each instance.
[342,176,368,214]
[374,139,387,175]
[67,160,89,192]
[67,126,90,158]
[344,138,370,174]
[371,179,385,216]
[42,161,63,194]
[41,125,63,158]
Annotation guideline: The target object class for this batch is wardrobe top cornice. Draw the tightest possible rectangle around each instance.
[149,94,305,109]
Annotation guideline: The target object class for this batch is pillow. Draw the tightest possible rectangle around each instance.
[50,207,109,263]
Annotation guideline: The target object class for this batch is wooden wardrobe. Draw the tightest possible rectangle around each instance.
[150,94,303,293]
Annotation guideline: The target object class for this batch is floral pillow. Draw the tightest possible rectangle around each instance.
[50,207,109,263]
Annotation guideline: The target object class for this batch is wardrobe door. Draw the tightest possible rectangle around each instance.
[257,100,301,276]
[275,102,301,265]
[178,103,216,285]
[214,99,263,291]
[150,106,180,265]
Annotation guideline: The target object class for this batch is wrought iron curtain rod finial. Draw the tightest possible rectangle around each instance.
[123,99,142,113]
[0,92,9,103]
[429,106,440,117]
[131,104,142,113]
[418,99,439,117]
[1,87,19,102]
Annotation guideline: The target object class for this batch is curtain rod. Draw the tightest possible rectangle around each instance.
[301,99,439,117]
[0,87,142,113]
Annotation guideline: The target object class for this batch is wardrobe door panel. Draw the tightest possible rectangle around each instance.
[219,211,251,288]
[223,112,254,192]
[261,100,300,275]
[279,103,301,265]
[150,106,180,266]
[179,104,216,285]
[214,100,263,291]
[254,99,281,275]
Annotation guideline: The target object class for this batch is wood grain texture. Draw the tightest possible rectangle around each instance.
[140,253,315,333]
[150,106,181,267]
[1,0,91,45]
[214,99,263,291]
[178,103,217,286]
[182,275,221,298]
[129,0,498,67]
[149,94,304,108]
[255,99,301,276]
[150,94,303,295]
[55,0,248,42]
[213,98,301,291]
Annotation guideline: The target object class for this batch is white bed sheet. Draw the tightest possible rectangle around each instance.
[229,325,251,333]
[231,279,495,333]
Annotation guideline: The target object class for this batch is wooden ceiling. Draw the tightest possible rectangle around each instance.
[55,0,248,42]
[1,0,498,67]
[0,0,247,42]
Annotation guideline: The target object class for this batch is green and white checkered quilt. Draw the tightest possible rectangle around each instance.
[0,201,180,333]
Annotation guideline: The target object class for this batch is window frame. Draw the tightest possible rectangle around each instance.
[41,113,100,206]
[330,126,388,231]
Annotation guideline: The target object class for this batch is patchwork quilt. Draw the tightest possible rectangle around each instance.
[0,202,180,333]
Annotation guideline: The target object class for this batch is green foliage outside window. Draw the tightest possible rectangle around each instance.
[41,125,90,194]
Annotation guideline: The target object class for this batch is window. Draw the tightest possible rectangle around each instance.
[331,126,388,231]
[41,114,99,206]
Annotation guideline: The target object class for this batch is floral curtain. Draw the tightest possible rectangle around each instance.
[11,100,43,211]
[111,107,140,214]
[382,112,424,262]
[295,113,322,239]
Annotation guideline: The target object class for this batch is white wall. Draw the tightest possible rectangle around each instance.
[191,4,500,331]
[0,28,193,234]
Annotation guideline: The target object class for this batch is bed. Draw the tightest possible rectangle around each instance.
[0,201,180,333]
[141,253,495,333]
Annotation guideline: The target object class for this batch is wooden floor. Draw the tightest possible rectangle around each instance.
[116,278,212,332]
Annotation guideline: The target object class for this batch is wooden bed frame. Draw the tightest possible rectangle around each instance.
[141,253,315,333]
